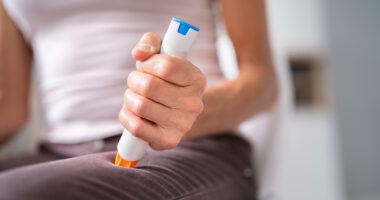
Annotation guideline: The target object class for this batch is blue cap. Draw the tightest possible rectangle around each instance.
[173,17,200,36]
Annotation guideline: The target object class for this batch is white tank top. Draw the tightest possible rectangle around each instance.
[3,0,224,143]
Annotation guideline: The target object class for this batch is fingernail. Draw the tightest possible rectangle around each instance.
[135,44,152,53]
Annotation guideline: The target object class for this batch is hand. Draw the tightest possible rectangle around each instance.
[119,32,206,150]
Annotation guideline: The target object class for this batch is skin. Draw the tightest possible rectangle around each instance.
[0,0,278,150]
[0,2,32,145]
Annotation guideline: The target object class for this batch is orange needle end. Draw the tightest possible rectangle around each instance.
[114,152,138,168]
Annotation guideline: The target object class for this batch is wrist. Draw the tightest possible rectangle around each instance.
[184,78,242,139]
[184,64,278,140]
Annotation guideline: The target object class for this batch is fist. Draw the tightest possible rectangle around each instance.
[119,32,206,150]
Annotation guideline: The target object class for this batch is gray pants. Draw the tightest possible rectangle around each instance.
[0,133,256,200]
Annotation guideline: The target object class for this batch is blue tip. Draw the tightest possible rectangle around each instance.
[172,17,200,36]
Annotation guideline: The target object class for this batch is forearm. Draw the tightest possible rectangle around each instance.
[186,0,276,139]
[0,2,31,144]
[0,82,28,145]
[186,65,278,139]
[0,65,29,144]
[0,101,28,143]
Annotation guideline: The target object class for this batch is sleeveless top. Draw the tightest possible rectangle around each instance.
[3,0,224,143]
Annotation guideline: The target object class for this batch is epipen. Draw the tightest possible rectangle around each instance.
[115,17,200,168]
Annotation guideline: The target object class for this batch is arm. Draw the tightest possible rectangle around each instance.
[0,2,32,144]
[119,0,277,150]
[187,0,278,138]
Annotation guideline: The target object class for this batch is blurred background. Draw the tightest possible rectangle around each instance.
[1,0,379,200]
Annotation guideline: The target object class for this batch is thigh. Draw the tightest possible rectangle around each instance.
[0,150,61,172]
[0,134,256,200]
[0,135,120,172]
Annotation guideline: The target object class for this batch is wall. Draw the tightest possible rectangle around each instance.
[266,0,343,200]
[324,0,380,199]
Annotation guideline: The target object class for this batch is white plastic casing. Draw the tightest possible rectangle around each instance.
[160,18,199,57]
[117,17,200,161]
[117,129,149,161]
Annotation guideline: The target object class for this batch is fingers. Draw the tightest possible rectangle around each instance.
[122,32,206,151]
[127,70,204,114]
[127,70,187,108]
[118,106,183,150]
[118,109,163,147]
[123,89,189,129]
[131,32,162,61]
[137,54,206,88]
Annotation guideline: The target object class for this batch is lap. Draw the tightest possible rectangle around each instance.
[0,134,256,200]
[0,150,60,171]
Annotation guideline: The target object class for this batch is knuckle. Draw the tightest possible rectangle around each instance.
[195,100,205,113]
[144,32,160,40]
[158,57,175,78]
[189,98,204,114]
[132,98,147,116]
[165,142,177,149]
[177,119,193,133]
[162,138,179,149]
[127,71,138,88]
[127,70,135,80]
[194,72,207,89]
[140,76,155,96]
[123,90,129,103]
[118,110,125,124]
[126,73,133,87]
[129,119,144,137]
[150,143,164,151]
[142,32,161,51]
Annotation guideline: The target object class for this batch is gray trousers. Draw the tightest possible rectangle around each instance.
[0,133,256,200]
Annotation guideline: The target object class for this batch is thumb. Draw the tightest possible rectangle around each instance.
[131,32,162,61]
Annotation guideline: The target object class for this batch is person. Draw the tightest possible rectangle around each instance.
[0,0,277,199]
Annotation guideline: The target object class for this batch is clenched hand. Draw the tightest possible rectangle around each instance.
[119,32,206,150]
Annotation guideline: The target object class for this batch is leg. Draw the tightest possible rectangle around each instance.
[0,148,61,171]
[0,135,120,171]
[0,134,256,200]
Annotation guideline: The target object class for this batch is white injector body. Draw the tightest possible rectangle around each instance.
[116,17,200,163]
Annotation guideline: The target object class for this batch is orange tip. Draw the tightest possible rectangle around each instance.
[114,152,138,168]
